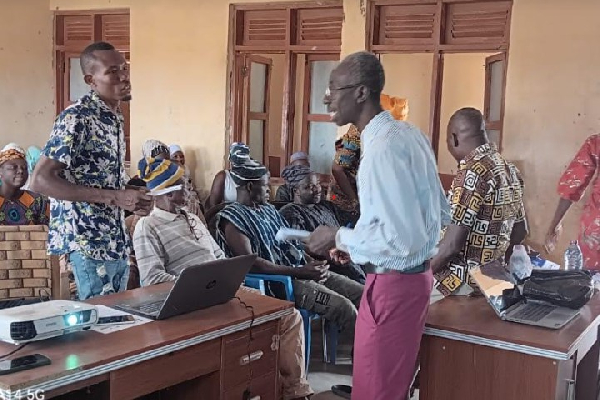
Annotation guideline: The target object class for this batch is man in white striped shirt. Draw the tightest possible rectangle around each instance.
[308,52,450,400]
[133,158,313,400]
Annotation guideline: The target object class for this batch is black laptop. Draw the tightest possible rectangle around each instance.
[114,255,256,320]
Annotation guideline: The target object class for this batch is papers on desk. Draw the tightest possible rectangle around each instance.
[90,305,152,335]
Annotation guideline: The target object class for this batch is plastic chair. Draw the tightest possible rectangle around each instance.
[244,274,339,371]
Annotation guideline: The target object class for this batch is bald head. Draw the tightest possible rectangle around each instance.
[447,108,488,161]
[449,108,486,139]
[325,52,385,128]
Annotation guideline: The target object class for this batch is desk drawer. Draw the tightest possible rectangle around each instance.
[223,371,277,400]
[110,338,221,400]
[222,321,279,389]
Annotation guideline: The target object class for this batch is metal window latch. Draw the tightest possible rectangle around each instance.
[240,350,263,366]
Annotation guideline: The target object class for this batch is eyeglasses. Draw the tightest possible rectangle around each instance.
[325,83,363,97]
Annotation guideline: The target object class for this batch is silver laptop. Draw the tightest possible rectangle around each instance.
[469,261,579,329]
[115,255,256,320]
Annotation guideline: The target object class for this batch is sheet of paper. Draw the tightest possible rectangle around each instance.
[149,185,183,196]
[90,305,152,335]
[275,228,310,242]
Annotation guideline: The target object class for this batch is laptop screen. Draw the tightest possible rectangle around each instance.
[469,261,516,315]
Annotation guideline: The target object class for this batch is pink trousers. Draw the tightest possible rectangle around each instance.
[352,270,433,400]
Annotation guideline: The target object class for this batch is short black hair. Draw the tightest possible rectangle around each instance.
[341,51,385,100]
[127,177,147,188]
[450,108,486,134]
[80,41,116,74]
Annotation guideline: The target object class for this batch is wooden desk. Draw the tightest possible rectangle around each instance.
[0,284,294,400]
[420,294,600,400]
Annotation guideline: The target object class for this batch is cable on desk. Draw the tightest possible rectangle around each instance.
[0,344,28,360]
[235,296,256,400]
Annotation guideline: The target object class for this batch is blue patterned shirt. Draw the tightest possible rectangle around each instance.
[43,91,130,260]
[215,202,306,267]
[335,111,450,270]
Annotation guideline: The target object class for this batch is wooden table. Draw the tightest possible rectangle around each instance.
[420,294,600,400]
[0,284,294,400]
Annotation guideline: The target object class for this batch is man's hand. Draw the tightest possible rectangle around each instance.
[294,261,330,282]
[307,226,339,256]
[114,189,153,215]
[329,249,351,265]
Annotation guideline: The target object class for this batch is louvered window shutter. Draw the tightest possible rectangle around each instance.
[241,10,287,46]
[444,1,511,46]
[296,8,343,46]
[58,15,94,47]
[100,14,130,48]
[377,4,438,46]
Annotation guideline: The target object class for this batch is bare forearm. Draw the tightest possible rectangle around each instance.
[549,198,573,230]
[31,170,117,205]
[430,225,468,273]
[250,258,299,277]
[430,240,460,273]
[332,167,357,201]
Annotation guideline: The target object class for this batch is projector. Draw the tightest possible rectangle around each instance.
[0,300,98,345]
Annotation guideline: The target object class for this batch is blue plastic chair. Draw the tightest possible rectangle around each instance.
[244,274,339,371]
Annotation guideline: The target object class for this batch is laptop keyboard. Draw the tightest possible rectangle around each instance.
[510,303,556,322]
[133,300,164,315]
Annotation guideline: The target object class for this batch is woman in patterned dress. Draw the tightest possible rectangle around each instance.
[546,134,600,271]
[0,144,49,225]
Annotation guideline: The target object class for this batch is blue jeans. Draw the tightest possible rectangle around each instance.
[69,252,129,300]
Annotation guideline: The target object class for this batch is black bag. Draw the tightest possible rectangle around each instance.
[522,270,594,309]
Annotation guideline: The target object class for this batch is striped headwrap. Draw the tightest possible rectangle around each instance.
[281,164,311,189]
[228,142,250,164]
[142,139,170,159]
[228,144,268,185]
[0,143,26,166]
[137,157,184,192]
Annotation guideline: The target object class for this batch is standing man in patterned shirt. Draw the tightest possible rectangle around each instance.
[430,108,528,295]
[31,42,152,300]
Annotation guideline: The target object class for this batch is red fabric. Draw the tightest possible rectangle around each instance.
[558,134,600,270]
[352,271,432,400]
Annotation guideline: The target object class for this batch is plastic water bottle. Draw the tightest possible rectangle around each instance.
[564,240,584,271]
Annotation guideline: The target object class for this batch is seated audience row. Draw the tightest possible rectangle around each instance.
[132,156,313,400]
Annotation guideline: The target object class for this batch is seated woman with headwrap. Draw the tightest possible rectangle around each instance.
[0,144,49,225]
[205,142,247,210]
[215,147,363,339]
[279,165,366,284]
[274,151,310,203]
[328,94,409,226]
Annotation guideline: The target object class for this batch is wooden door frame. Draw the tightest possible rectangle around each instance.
[484,52,508,151]
[300,54,339,153]
[365,0,512,160]
[225,2,343,171]
[243,54,273,166]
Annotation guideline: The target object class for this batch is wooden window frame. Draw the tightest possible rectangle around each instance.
[54,9,131,162]
[226,1,343,178]
[300,54,340,153]
[242,55,273,165]
[483,52,507,150]
[366,0,512,160]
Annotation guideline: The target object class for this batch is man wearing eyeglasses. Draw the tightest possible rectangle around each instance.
[308,52,450,400]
